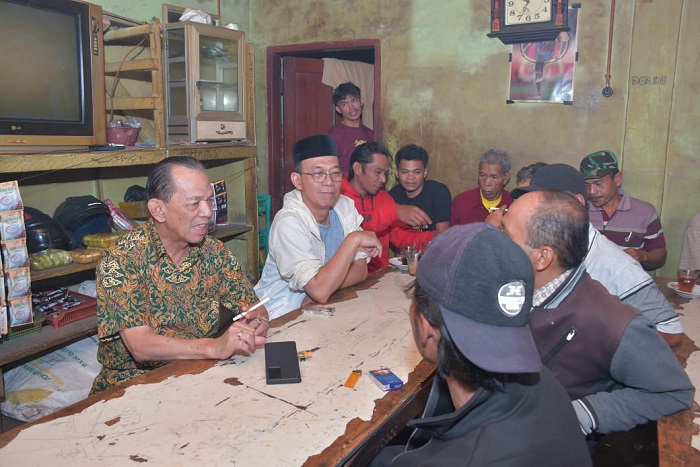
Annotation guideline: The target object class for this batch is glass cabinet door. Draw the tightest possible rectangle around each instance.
[197,34,239,113]
[164,27,187,123]
[164,23,247,143]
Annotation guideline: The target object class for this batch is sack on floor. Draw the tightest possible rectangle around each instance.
[1,335,101,422]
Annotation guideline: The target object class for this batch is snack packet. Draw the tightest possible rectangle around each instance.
[2,237,29,272]
[0,209,26,242]
[8,295,33,327]
[0,181,23,212]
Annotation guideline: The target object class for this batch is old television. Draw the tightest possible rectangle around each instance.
[0,0,106,152]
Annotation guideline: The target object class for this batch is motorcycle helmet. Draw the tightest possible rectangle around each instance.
[24,206,73,253]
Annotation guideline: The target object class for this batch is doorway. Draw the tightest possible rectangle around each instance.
[267,40,381,215]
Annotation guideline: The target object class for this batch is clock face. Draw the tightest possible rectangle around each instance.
[505,0,552,26]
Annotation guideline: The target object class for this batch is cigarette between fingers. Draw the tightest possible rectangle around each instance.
[232,297,270,322]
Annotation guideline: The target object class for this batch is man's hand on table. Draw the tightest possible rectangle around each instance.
[215,319,267,358]
[212,303,269,359]
[240,303,270,338]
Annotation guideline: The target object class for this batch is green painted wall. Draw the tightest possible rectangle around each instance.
[11,1,699,279]
[248,0,700,279]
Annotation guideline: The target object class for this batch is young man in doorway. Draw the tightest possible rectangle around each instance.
[327,82,375,173]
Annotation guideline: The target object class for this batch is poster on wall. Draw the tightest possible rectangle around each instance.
[508,6,580,104]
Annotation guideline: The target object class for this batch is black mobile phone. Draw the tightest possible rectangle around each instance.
[265,341,302,384]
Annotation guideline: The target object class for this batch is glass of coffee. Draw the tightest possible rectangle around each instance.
[406,250,420,276]
[677,269,698,293]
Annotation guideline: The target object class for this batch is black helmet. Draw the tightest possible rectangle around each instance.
[54,196,112,247]
[24,207,73,253]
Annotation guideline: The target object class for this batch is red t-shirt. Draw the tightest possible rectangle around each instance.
[327,124,374,173]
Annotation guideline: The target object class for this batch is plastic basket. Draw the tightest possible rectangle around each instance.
[106,126,139,146]
[43,292,97,329]
[1,313,45,343]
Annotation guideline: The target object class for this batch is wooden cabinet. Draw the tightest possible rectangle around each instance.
[163,23,253,144]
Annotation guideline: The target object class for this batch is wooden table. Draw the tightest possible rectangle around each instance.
[0,268,435,465]
[655,277,700,466]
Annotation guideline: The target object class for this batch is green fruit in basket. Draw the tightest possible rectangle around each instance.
[59,249,72,265]
[30,258,45,270]
[49,250,63,266]
[36,253,52,269]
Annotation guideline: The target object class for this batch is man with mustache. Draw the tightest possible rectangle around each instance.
[580,150,667,270]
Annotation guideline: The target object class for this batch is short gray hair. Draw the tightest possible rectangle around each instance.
[479,148,511,175]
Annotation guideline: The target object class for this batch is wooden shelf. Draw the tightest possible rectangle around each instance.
[0,316,98,369]
[213,223,253,239]
[104,20,165,147]
[31,262,97,283]
[30,223,253,284]
[0,143,256,174]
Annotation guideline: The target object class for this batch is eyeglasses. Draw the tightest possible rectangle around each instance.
[298,171,344,183]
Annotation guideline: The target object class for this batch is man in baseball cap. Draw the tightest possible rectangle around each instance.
[508,163,682,348]
[579,150,667,270]
[371,223,591,466]
[579,150,619,180]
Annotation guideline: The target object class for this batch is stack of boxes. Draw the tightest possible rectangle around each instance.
[257,194,271,275]
[0,181,33,339]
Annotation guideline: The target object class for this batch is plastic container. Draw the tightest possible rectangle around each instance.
[1,314,45,343]
[119,201,149,219]
[106,126,139,146]
[44,292,97,329]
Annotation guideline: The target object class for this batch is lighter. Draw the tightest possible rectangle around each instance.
[344,370,362,388]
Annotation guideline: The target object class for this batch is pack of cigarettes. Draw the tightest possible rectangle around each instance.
[368,368,403,391]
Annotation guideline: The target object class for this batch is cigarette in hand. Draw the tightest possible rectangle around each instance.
[232,297,270,322]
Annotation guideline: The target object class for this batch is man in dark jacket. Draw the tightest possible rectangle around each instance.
[500,189,693,436]
[371,223,591,466]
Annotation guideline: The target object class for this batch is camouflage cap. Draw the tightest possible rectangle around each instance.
[579,150,619,180]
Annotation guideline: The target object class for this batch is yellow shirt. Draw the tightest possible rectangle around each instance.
[481,192,502,212]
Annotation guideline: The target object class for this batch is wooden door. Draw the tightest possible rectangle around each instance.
[267,41,381,215]
[276,57,335,210]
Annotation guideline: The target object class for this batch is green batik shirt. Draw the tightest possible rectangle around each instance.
[90,220,257,393]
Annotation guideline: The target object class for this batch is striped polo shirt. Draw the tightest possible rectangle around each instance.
[588,190,665,251]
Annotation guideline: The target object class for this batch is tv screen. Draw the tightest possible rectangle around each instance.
[0,0,106,150]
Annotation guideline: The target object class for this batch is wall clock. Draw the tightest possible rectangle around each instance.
[488,0,570,45]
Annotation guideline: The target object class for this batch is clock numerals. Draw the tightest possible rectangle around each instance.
[489,0,568,45]
[506,0,551,25]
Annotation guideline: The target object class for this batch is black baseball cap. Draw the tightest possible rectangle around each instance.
[510,163,588,201]
[416,223,541,374]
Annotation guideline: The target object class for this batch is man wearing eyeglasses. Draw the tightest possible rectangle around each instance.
[255,134,382,319]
